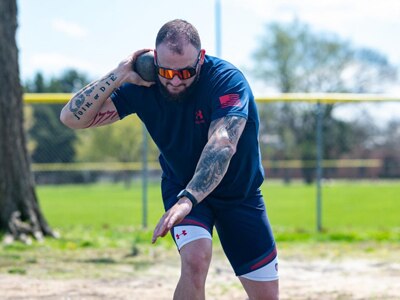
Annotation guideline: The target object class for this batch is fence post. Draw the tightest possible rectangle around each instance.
[141,124,148,229]
[215,0,222,57]
[316,101,324,232]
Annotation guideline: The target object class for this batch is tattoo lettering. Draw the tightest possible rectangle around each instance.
[69,73,118,120]
[73,101,94,120]
[100,72,117,82]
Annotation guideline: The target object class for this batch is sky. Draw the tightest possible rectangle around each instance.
[17,0,400,122]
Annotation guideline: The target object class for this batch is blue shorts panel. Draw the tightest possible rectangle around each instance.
[161,179,276,276]
[213,191,277,276]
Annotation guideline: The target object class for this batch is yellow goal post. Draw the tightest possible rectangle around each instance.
[24,92,400,104]
[24,92,400,172]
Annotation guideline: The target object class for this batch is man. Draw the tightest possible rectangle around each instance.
[60,19,278,300]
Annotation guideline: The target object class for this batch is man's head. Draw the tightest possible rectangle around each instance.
[155,19,205,102]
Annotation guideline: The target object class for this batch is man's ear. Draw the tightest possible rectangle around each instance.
[154,50,157,64]
[200,49,206,64]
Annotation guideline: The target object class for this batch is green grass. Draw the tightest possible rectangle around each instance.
[37,182,164,228]
[1,180,399,279]
[34,180,400,245]
[264,180,400,242]
[263,180,400,230]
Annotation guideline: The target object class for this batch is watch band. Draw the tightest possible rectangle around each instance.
[177,189,198,207]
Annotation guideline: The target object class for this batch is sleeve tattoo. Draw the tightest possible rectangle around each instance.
[186,115,246,199]
[69,73,118,123]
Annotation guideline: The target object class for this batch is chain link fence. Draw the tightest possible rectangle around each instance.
[24,94,400,185]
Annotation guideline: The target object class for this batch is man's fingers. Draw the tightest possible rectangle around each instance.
[167,215,178,231]
[131,71,155,88]
[152,219,164,243]
[151,224,160,243]
[152,203,189,244]
[152,213,170,243]
[133,48,153,60]
[152,225,168,243]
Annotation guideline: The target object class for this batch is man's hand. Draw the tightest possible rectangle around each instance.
[152,198,193,244]
[118,49,155,87]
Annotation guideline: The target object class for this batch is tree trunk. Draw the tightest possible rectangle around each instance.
[0,0,54,243]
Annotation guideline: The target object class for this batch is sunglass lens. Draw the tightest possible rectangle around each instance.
[164,69,176,79]
[181,69,192,80]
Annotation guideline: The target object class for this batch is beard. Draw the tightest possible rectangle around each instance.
[156,74,200,103]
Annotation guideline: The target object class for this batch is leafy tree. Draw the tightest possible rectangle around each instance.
[252,20,397,183]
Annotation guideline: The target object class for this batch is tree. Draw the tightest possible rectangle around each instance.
[0,0,55,242]
[253,20,397,183]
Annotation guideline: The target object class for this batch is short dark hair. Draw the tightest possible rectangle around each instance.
[156,19,201,55]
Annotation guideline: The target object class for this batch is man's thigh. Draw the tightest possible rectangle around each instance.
[214,192,278,280]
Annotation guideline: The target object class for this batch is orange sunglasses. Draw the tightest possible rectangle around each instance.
[156,52,202,80]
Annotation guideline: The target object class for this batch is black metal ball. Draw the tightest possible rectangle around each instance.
[133,52,156,82]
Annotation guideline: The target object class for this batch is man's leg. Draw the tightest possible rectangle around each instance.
[173,238,212,300]
[161,180,214,299]
[239,277,279,300]
[214,191,279,300]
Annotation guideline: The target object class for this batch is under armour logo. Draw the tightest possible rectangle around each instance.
[175,230,188,240]
[195,110,205,124]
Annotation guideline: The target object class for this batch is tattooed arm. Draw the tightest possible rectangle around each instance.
[60,49,154,129]
[152,115,246,243]
[186,115,247,203]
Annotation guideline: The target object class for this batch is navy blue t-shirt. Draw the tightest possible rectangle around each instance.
[111,55,264,202]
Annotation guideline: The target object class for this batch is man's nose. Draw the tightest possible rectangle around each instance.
[170,75,182,86]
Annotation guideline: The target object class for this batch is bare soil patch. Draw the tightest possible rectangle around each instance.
[1,243,399,299]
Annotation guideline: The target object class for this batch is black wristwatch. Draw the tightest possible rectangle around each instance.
[177,189,198,207]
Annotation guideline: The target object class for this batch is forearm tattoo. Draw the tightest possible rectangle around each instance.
[69,73,118,121]
[187,116,246,199]
[86,110,119,128]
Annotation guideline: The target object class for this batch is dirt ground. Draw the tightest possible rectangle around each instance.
[1,244,400,300]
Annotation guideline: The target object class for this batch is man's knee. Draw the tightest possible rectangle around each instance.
[182,248,211,273]
[180,239,212,287]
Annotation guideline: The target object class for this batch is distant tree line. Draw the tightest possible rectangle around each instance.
[251,20,398,183]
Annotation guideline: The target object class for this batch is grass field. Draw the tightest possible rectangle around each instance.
[1,180,400,299]
[34,179,400,245]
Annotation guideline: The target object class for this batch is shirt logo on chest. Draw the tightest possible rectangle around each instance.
[195,109,205,124]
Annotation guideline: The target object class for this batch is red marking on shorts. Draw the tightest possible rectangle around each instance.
[250,247,277,270]
[175,230,187,240]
